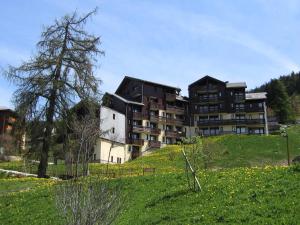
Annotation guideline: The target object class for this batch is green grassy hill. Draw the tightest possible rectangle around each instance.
[1,126,300,225]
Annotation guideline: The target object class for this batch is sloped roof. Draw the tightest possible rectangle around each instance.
[110,93,144,106]
[189,75,225,88]
[176,95,189,102]
[246,92,267,100]
[226,82,247,88]
[116,76,181,94]
[0,107,14,111]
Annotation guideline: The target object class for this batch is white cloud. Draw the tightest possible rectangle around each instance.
[149,6,300,72]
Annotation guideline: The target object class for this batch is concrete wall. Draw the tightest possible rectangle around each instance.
[100,106,126,143]
[94,139,131,164]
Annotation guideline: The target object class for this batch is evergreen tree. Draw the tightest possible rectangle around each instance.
[266,79,294,123]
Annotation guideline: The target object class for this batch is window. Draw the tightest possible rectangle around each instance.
[117,157,122,163]
[112,127,115,134]
[259,113,264,119]
[113,114,115,120]
[236,127,246,134]
[250,103,253,108]
[111,156,113,162]
[258,103,263,108]
[232,126,236,132]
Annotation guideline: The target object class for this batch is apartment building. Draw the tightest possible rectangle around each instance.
[95,75,269,163]
[188,76,268,136]
[95,76,188,163]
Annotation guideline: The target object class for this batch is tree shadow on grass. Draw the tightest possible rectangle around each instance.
[145,188,190,208]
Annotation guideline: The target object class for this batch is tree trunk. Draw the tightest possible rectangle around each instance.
[37,24,69,178]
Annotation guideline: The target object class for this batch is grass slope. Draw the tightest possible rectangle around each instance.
[0,126,300,224]
[115,167,300,224]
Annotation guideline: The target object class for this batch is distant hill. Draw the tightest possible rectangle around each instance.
[251,71,300,123]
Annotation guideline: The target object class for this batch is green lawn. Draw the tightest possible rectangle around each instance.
[1,126,300,175]
[115,166,300,225]
[1,166,299,225]
[0,126,300,224]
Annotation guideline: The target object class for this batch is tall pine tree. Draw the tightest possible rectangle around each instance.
[266,79,294,123]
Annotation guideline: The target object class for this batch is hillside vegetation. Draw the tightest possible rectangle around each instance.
[0,126,300,225]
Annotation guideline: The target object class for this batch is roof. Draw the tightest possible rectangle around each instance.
[246,92,267,100]
[110,93,144,106]
[0,107,14,112]
[116,76,181,94]
[189,75,225,88]
[176,96,189,102]
[226,82,247,88]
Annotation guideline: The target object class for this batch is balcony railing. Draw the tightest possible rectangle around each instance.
[132,112,143,120]
[159,116,167,123]
[166,117,184,126]
[196,108,220,113]
[166,93,176,101]
[149,102,163,110]
[127,138,144,146]
[149,115,159,122]
[133,125,150,133]
[148,140,161,148]
[234,96,245,102]
[166,105,185,114]
[165,130,185,138]
[150,128,161,135]
[196,97,219,103]
[197,119,265,126]
[132,125,161,135]
[196,86,218,93]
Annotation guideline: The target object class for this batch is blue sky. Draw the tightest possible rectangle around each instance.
[1,0,300,108]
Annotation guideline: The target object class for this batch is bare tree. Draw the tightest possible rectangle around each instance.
[4,9,103,177]
[56,178,122,225]
[105,133,120,176]
[71,112,100,178]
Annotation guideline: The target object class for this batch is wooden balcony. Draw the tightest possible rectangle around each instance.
[133,125,150,133]
[234,96,245,102]
[165,130,185,138]
[132,112,143,120]
[148,140,161,148]
[159,116,167,123]
[128,138,144,146]
[149,102,163,110]
[166,105,185,114]
[166,93,176,102]
[150,115,159,122]
[166,117,184,126]
[196,87,218,93]
[197,119,265,126]
[196,97,220,103]
[150,128,161,135]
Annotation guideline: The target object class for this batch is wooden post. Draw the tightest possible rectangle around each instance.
[286,135,290,166]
